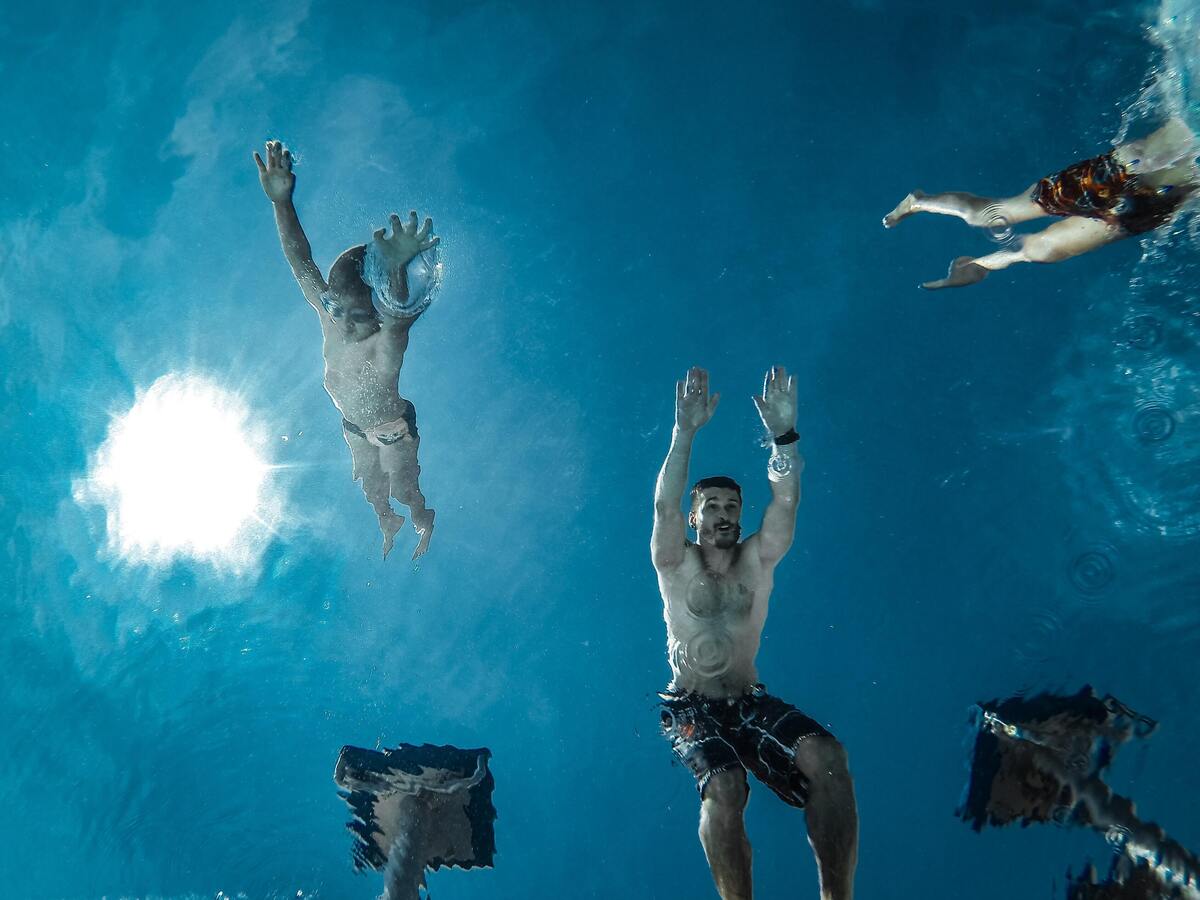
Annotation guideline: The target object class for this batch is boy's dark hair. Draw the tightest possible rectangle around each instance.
[327,245,374,310]
[398,398,419,440]
[690,475,742,511]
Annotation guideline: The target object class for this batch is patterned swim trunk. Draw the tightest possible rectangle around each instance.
[342,402,419,447]
[1031,151,1182,235]
[659,684,831,808]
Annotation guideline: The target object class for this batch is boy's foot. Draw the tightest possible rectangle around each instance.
[380,512,406,559]
[411,508,436,560]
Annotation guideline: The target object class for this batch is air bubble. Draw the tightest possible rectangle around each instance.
[1132,404,1177,444]
[1069,544,1117,596]
[1122,314,1164,350]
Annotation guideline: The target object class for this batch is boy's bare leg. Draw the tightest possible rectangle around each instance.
[344,429,406,558]
[698,771,753,900]
[796,736,859,900]
[884,186,1047,228]
[377,438,435,559]
[922,216,1124,289]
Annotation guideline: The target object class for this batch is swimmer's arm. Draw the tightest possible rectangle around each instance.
[272,198,328,311]
[652,427,693,571]
[255,141,328,311]
[751,365,800,567]
[653,368,719,571]
[754,443,802,567]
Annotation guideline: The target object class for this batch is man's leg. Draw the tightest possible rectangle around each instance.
[921,215,1123,289]
[344,428,406,558]
[795,735,858,900]
[377,437,435,559]
[884,186,1047,228]
[698,770,753,900]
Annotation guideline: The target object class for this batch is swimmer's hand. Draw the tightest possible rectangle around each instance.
[752,365,796,436]
[675,366,719,434]
[254,140,295,203]
[371,211,440,270]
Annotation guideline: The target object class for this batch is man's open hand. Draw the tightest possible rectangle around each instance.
[752,365,796,438]
[675,367,719,435]
[254,140,295,203]
[372,211,440,271]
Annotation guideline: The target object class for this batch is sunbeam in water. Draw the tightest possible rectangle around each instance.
[75,373,281,572]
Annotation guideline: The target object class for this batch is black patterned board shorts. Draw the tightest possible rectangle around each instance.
[659,684,831,808]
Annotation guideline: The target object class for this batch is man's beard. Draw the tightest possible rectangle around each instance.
[710,524,741,548]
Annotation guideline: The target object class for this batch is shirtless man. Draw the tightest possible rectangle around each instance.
[255,140,437,559]
[884,117,1199,289]
[652,366,858,900]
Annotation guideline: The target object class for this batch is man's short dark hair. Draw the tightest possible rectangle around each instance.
[690,475,742,511]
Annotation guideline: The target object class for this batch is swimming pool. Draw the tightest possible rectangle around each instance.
[2,0,1198,897]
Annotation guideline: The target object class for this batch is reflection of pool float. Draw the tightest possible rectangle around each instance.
[958,688,1200,899]
[335,742,496,900]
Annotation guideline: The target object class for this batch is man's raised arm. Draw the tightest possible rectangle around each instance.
[752,365,803,567]
[255,140,328,310]
[652,367,719,572]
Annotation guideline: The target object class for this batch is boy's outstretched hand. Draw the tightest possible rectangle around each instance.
[254,140,295,203]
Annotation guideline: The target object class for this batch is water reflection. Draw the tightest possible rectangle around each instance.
[959,688,1199,899]
[334,743,497,900]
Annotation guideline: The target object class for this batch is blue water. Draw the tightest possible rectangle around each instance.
[3,0,1199,897]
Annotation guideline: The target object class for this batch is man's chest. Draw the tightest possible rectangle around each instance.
[674,558,763,623]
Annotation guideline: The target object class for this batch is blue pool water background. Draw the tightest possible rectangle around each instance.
[2,0,1200,897]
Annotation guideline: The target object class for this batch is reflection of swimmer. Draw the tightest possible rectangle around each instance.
[651,366,858,900]
[1068,860,1169,900]
[255,140,437,559]
[334,743,496,900]
[884,118,1199,289]
[960,688,1200,899]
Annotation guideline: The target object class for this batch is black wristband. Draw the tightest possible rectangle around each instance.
[773,428,799,446]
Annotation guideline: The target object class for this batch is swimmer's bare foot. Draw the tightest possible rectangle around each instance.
[883,190,926,228]
[411,508,435,560]
[381,512,406,560]
[920,255,989,290]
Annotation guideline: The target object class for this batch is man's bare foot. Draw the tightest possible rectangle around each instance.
[411,508,435,560]
[920,255,989,290]
[883,190,926,228]
[380,512,406,559]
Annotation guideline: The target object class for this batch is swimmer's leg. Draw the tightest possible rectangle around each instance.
[698,771,753,900]
[884,186,1046,228]
[344,427,406,558]
[1116,116,1198,173]
[795,735,858,900]
[377,437,435,560]
[921,216,1124,289]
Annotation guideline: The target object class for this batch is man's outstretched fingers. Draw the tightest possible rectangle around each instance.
[254,151,266,173]
[408,210,419,233]
[417,217,433,240]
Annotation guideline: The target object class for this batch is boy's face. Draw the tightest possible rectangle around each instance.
[321,293,380,341]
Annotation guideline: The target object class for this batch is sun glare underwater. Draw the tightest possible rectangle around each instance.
[74,372,282,574]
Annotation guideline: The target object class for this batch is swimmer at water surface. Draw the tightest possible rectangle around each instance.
[884,118,1200,288]
[651,366,858,900]
[255,140,437,559]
